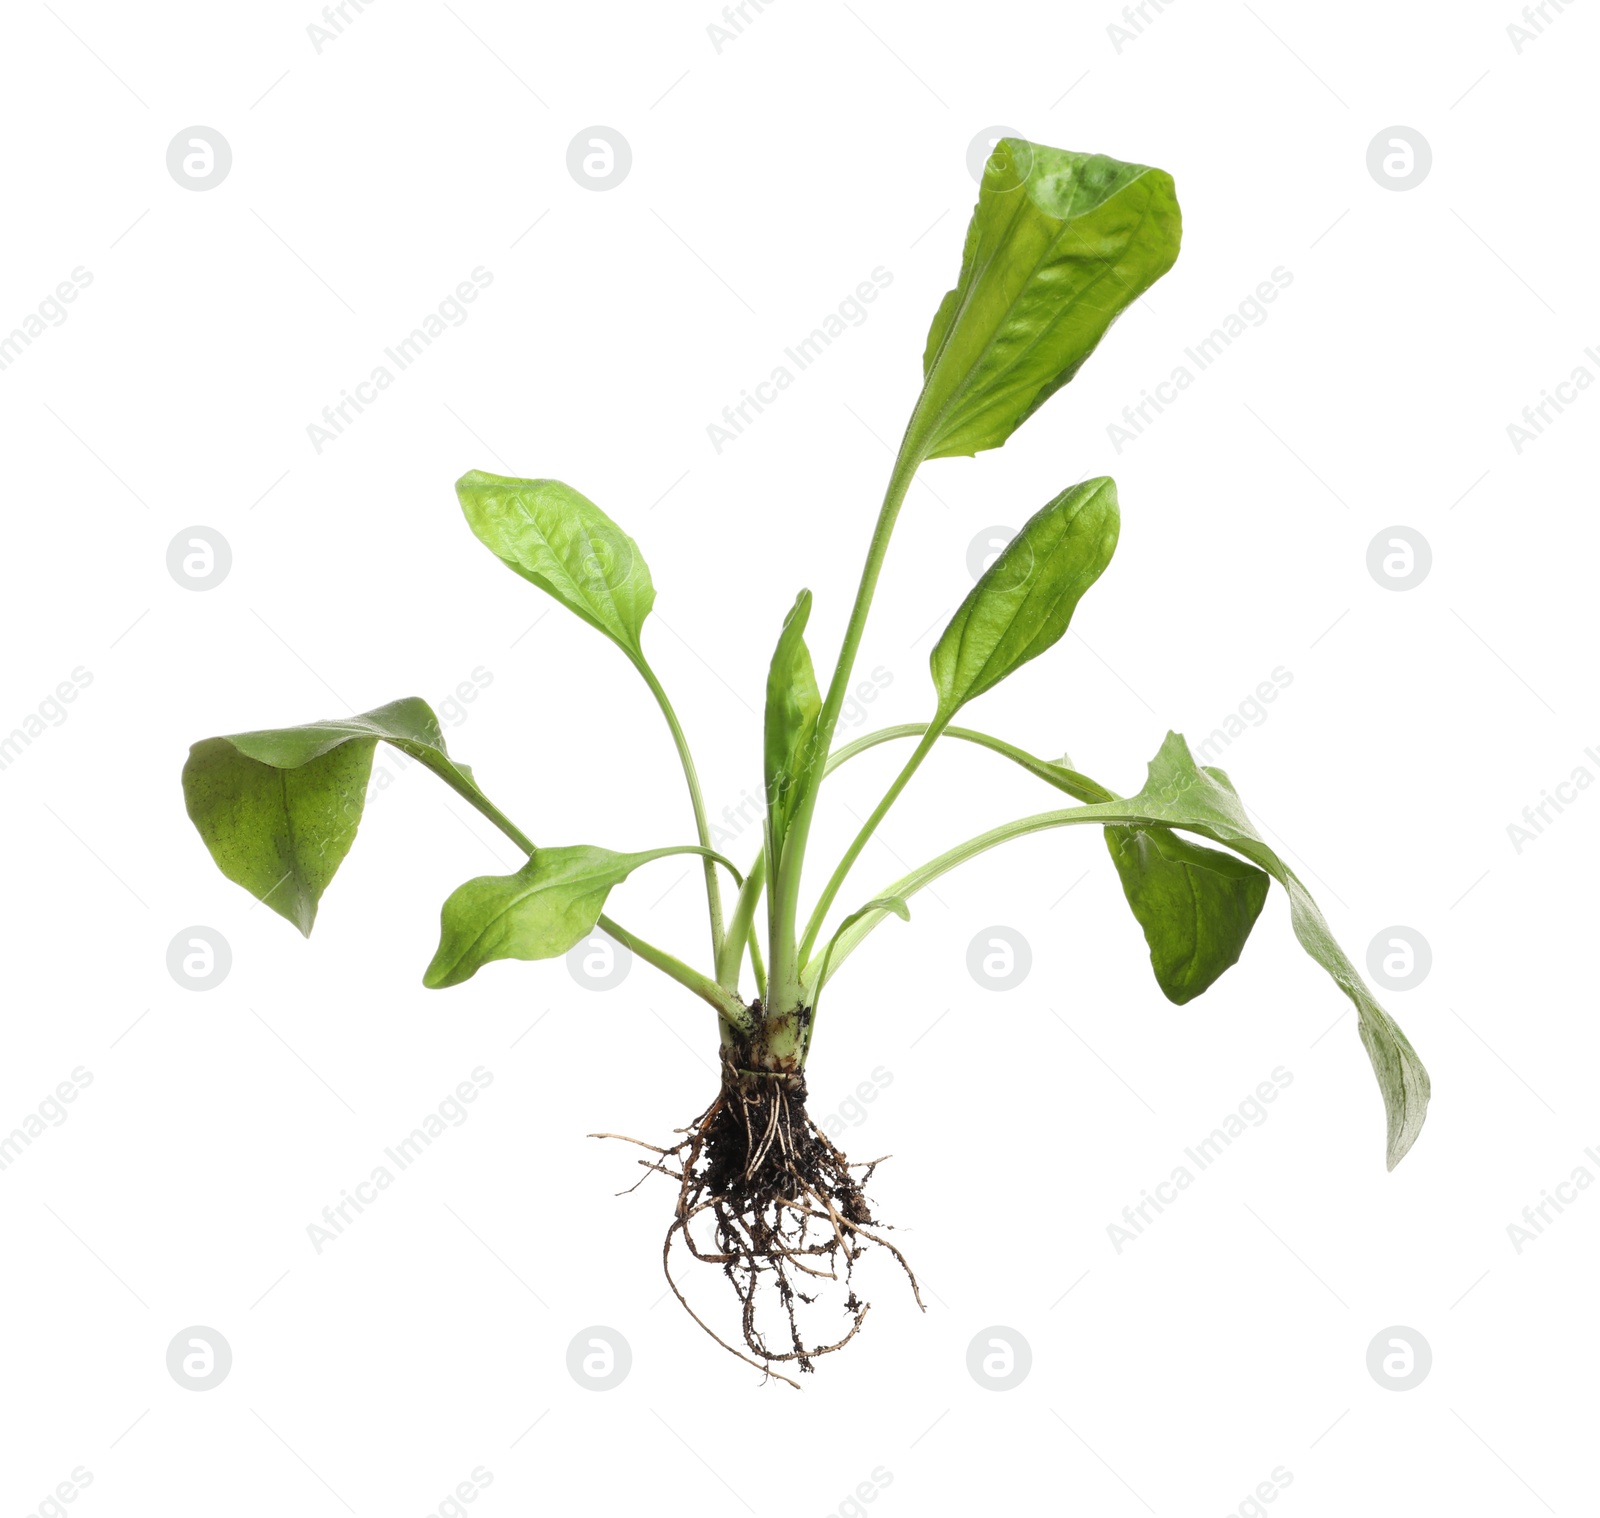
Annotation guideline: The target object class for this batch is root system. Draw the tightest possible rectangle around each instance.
[593,1044,923,1387]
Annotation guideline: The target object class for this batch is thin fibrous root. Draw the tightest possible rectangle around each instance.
[592,1049,922,1384]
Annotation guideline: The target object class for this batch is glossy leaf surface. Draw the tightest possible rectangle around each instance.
[929,478,1119,715]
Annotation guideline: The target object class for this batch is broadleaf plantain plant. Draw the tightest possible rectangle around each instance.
[182,139,1430,1385]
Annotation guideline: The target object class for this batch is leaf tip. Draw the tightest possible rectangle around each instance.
[422,958,461,991]
[422,927,466,989]
[454,468,499,496]
[1385,1095,1430,1171]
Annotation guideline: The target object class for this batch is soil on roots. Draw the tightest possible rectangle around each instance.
[594,1043,923,1387]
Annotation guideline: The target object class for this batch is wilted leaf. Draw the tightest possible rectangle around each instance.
[1093,735,1430,1169]
[1104,824,1270,1004]
[182,697,501,935]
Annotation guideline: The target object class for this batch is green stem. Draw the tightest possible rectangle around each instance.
[745,916,768,1002]
[796,730,1131,990]
[827,722,1116,804]
[796,719,1115,965]
[768,447,923,1009]
[636,845,742,886]
[599,914,752,1032]
[797,720,944,965]
[716,851,767,990]
[814,798,1154,988]
[634,656,725,961]
[454,798,536,857]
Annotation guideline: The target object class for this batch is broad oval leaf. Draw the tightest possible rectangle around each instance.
[1104,824,1269,1004]
[910,139,1181,461]
[930,477,1119,715]
[456,470,655,657]
[763,589,822,861]
[425,844,701,989]
[182,697,506,936]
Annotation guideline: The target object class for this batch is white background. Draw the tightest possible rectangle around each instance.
[1,2,1595,1514]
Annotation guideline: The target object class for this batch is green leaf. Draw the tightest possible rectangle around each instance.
[824,733,1429,1169]
[910,139,1181,461]
[820,721,1267,1004]
[455,470,655,656]
[1089,735,1429,1169]
[1113,737,1428,1166]
[763,590,822,862]
[182,697,508,936]
[424,844,711,989]
[929,477,1119,715]
[1104,824,1269,1005]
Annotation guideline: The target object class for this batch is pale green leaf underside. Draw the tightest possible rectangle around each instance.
[182,696,497,935]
